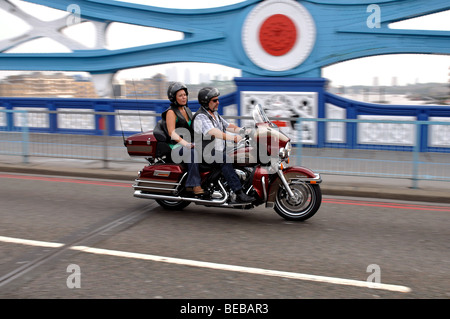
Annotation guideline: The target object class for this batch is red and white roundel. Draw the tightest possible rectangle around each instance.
[242,0,316,72]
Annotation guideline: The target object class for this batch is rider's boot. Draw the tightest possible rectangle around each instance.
[236,189,255,203]
[193,186,205,195]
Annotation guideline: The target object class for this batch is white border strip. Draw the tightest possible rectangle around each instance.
[1,236,411,293]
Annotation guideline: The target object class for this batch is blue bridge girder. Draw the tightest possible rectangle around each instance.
[0,0,449,77]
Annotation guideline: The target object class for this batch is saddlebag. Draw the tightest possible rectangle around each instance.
[134,164,185,194]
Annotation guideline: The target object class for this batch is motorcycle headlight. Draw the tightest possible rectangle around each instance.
[285,142,292,157]
[279,142,292,159]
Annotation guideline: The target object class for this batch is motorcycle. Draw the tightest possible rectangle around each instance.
[124,103,322,221]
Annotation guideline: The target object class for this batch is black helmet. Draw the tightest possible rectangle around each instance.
[198,87,220,106]
[167,82,188,103]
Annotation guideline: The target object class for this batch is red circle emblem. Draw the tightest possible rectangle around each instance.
[259,14,298,56]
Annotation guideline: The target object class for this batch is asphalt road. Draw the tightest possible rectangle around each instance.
[0,172,449,302]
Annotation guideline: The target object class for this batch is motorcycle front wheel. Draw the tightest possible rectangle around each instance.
[274,182,322,221]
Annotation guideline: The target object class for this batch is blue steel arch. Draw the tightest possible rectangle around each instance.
[0,0,449,78]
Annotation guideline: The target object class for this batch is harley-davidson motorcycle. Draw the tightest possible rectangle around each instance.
[125,104,322,221]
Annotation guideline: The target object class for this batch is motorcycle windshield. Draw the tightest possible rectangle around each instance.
[252,104,277,128]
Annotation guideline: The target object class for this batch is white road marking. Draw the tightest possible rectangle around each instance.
[0,235,64,248]
[0,235,411,293]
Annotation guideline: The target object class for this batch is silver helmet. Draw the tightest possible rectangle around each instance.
[198,87,220,106]
[167,82,188,103]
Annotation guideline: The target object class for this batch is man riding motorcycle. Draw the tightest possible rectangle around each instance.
[193,87,255,203]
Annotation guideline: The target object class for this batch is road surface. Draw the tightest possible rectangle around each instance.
[1,172,449,302]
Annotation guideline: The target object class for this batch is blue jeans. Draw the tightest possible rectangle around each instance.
[176,146,201,187]
[213,151,242,192]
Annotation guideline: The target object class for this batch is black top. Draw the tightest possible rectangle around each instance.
[161,103,194,146]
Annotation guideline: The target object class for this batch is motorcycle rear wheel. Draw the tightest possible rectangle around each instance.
[156,199,190,210]
[274,183,322,221]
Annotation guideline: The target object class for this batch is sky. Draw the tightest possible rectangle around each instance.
[0,0,449,86]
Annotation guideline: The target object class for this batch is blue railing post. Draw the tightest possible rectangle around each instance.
[411,120,421,189]
[347,104,357,149]
[417,110,429,152]
[48,100,57,133]
[5,102,13,132]
[317,87,326,149]
[20,110,29,164]
[101,113,109,169]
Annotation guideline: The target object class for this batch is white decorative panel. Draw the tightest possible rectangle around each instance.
[357,115,416,146]
[241,91,318,144]
[0,107,5,126]
[13,107,48,128]
[326,103,346,143]
[429,117,450,148]
[115,110,155,132]
[57,109,95,129]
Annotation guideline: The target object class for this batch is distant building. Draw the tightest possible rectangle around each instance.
[123,73,168,99]
[0,72,98,98]
[0,71,234,100]
[73,75,99,98]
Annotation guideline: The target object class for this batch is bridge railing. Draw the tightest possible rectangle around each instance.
[323,92,450,153]
[1,109,450,188]
[291,117,450,188]
[0,109,30,163]
[2,89,450,153]
[0,94,237,137]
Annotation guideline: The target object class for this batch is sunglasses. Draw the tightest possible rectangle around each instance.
[211,99,219,103]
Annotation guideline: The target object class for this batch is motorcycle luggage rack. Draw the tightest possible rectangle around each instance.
[133,179,179,194]
[133,172,188,195]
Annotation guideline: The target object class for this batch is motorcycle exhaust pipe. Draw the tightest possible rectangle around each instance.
[133,181,229,205]
[133,190,229,205]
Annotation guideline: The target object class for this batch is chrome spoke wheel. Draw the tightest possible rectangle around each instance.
[275,182,321,221]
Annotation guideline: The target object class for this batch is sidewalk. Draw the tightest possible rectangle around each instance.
[1,156,449,204]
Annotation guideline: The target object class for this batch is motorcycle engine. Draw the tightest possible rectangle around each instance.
[234,169,248,181]
[209,169,250,200]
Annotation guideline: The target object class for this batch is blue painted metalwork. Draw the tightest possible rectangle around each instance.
[1,78,450,153]
[0,0,448,78]
[0,93,236,136]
